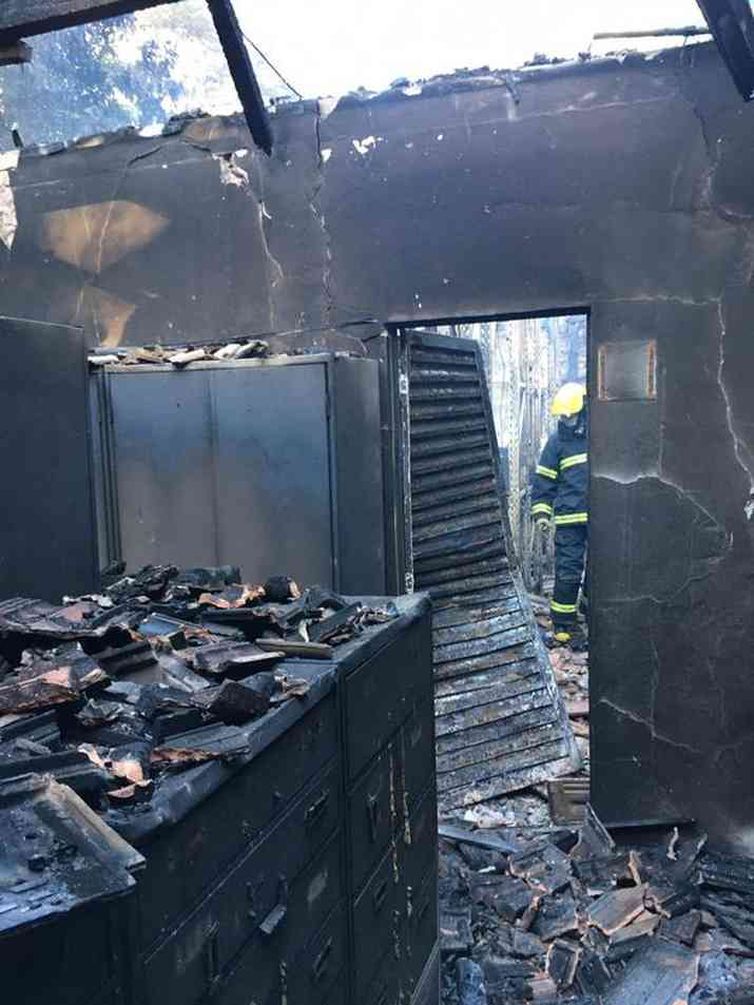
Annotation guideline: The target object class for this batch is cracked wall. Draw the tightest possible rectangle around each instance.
[321,46,754,846]
[0,110,329,344]
[1,43,754,842]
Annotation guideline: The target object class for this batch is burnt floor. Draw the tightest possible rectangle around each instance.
[437,617,754,1005]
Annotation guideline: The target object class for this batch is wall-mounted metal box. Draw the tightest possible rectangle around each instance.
[90,355,386,595]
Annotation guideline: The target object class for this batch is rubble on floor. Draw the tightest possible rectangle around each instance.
[529,592,589,763]
[441,600,754,1004]
[0,565,395,814]
[439,809,754,1004]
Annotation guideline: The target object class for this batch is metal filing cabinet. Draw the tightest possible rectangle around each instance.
[0,899,132,1005]
[101,594,437,1005]
[90,354,386,595]
[342,611,439,1004]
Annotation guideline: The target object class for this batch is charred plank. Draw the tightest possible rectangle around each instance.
[601,940,699,1005]
[436,704,559,756]
[435,675,546,716]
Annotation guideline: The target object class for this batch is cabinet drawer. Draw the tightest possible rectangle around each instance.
[144,763,341,1005]
[364,953,402,1005]
[352,845,401,1000]
[401,783,438,898]
[84,980,125,1005]
[404,865,438,994]
[325,974,347,1005]
[411,943,441,1005]
[138,693,338,951]
[285,904,346,1005]
[195,832,343,1005]
[0,901,127,1005]
[345,619,431,779]
[400,701,435,812]
[348,744,398,894]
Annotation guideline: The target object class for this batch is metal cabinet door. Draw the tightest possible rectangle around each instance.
[209,363,333,585]
[108,369,218,569]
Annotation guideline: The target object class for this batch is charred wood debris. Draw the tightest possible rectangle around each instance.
[439,599,754,1005]
[0,565,394,924]
[88,338,271,368]
[440,805,754,1005]
[0,565,393,800]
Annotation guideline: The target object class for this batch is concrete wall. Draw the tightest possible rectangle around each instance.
[3,43,754,844]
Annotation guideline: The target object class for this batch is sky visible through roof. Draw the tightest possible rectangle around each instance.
[232,0,707,98]
[0,0,709,150]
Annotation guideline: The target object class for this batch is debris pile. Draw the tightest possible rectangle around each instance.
[549,646,589,752]
[0,565,394,810]
[439,808,754,1004]
[88,338,270,368]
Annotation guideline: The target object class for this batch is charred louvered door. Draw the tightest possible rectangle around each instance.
[403,330,579,813]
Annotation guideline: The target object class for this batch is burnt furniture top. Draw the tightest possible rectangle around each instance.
[105,593,431,845]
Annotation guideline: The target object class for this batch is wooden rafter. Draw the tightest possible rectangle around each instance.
[205,0,272,154]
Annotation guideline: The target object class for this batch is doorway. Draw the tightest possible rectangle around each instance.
[427,314,588,600]
[388,324,583,814]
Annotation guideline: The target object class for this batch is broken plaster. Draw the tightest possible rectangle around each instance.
[716,300,754,512]
[311,103,335,325]
[594,470,727,536]
[593,472,731,605]
[675,59,754,230]
[256,200,284,290]
[0,150,20,251]
[317,96,339,120]
[208,145,284,326]
[215,150,250,189]
[352,135,380,156]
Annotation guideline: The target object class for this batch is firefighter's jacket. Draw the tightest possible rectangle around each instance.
[531,422,588,526]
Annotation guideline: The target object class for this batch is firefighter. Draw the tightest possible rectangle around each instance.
[531,383,588,647]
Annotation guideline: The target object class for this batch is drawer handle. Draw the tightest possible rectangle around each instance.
[312,937,333,984]
[305,791,329,829]
[367,793,380,841]
[204,924,220,985]
[259,877,288,936]
[373,877,389,913]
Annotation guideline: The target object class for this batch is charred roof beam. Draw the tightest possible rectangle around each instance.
[697,0,754,100]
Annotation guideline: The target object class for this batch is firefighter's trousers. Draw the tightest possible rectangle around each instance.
[551,524,587,629]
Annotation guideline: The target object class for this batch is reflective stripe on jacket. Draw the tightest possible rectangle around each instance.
[531,424,588,523]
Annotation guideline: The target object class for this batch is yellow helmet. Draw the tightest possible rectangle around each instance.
[551,382,586,418]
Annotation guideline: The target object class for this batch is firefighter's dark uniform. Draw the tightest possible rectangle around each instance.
[531,418,587,630]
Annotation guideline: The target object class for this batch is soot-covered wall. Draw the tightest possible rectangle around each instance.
[2,43,754,844]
